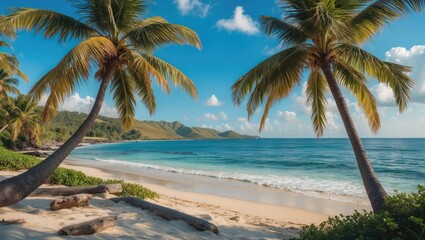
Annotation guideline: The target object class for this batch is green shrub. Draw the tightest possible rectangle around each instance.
[0,148,41,170]
[384,186,425,238]
[0,148,158,199]
[48,168,103,186]
[294,187,425,240]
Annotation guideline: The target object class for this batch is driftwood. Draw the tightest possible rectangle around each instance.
[30,184,122,197]
[111,197,219,234]
[58,216,117,236]
[50,194,92,210]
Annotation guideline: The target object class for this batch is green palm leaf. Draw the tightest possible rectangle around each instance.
[306,69,328,137]
[70,0,148,35]
[129,52,171,95]
[335,43,413,111]
[110,69,136,131]
[351,0,425,42]
[232,45,308,112]
[141,53,198,100]
[6,8,99,42]
[333,60,380,132]
[127,59,156,116]
[261,16,309,46]
[125,17,201,52]
[28,36,117,120]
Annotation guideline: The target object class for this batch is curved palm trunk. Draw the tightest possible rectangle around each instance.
[0,78,109,207]
[321,64,387,212]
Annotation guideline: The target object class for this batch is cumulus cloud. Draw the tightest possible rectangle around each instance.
[277,111,297,122]
[204,112,218,121]
[384,45,425,103]
[174,0,211,18]
[38,93,118,118]
[372,83,396,105]
[216,6,259,35]
[219,111,228,120]
[237,117,272,132]
[215,123,233,131]
[205,94,222,106]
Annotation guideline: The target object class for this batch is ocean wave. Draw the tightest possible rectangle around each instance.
[92,158,368,203]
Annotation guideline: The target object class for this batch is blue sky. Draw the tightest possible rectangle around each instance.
[1,0,425,138]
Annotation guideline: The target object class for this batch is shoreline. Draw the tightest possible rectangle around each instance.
[62,159,372,224]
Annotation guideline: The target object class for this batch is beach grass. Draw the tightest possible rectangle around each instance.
[0,148,158,199]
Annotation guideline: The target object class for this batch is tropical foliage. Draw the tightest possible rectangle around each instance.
[0,70,20,101]
[294,186,425,240]
[232,0,424,212]
[0,147,158,200]
[0,0,201,207]
[40,111,255,143]
[0,95,43,148]
[6,1,201,127]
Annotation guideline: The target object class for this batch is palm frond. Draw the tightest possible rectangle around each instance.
[110,0,150,32]
[125,17,201,52]
[6,8,99,42]
[139,53,198,100]
[128,52,170,95]
[0,40,12,49]
[110,69,136,131]
[0,15,16,38]
[0,54,29,82]
[335,43,413,111]
[70,0,149,34]
[27,36,117,120]
[278,0,356,41]
[257,78,297,131]
[351,0,425,42]
[127,58,156,116]
[261,16,309,46]
[306,68,328,137]
[333,60,380,133]
[232,45,309,109]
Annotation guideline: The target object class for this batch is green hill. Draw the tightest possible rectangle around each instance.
[42,111,258,143]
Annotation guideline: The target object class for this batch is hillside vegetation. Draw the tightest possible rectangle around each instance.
[43,111,257,143]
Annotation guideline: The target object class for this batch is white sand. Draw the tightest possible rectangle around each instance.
[0,165,332,239]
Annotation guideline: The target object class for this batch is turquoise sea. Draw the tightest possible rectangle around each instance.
[69,138,425,203]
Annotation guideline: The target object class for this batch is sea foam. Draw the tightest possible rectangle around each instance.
[92,157,367,203]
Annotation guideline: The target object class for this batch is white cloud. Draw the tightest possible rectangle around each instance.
[216,6,260,35]
[204,112,218,121]
[174,0,211,18]
[237,117,272,132]
[326,111,340,130]
[277,111,296,122]
[38,92,118,118]
[205,94,222,106]
[219,111,227,120]
[215,123,233,132]
[384,45,425,103]
[372,83,396,105]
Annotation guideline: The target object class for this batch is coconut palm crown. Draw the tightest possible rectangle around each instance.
[7,0,201,128]
[232,0,424,212]
[0,0,201,207]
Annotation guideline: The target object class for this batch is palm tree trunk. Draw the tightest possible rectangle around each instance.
[0,78,109,207]
[321,64,387,212]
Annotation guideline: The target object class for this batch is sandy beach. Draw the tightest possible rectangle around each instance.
[0,158,372,240]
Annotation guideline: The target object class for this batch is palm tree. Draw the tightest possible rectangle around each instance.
[0,39,28,82]
[0,0,201,207]
[0,70,20,101]
[232,0,424,212]
[1,95,43,147]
